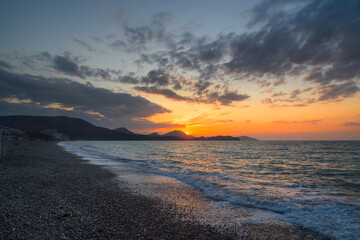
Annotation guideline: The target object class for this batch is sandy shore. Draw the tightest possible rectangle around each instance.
[0,141,328,239]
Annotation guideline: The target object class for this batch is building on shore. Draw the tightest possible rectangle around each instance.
[41,129,69,140]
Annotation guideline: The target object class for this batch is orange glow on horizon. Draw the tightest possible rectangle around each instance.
[134,93,360,140]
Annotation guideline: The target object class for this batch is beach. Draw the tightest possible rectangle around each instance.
[0,141,328,239]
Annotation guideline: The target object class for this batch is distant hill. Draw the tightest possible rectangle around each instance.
[163,130,193,139]
[114,127,136,135]
[162,130,240,141]
[238,136,258,141]
[0,115,139,140]
[0,115,250,141]
[202,136,240,141]
[149,132,160,136]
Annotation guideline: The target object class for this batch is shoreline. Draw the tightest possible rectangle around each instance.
[1,141,328,239]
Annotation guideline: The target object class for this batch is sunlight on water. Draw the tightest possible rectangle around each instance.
[61,141,360,239]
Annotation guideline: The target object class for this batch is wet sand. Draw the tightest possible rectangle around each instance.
[0,141,328,239]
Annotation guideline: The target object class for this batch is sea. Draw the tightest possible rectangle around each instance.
[59,140,360,239]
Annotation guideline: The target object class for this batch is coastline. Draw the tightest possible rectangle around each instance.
[1,141,328,239]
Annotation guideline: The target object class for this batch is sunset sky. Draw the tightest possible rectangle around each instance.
[0,0,359,140]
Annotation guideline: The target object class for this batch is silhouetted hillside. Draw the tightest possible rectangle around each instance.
[0,116,253,141]
[238,136,258,141]
[0,116,137,140]
[199,136,239,141]
[162,130,193,139]
[114,127,136,135]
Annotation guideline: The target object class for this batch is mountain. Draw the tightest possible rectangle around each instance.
[0,115,246,141]
[201,136,239,140]
[238,136,258,141]
[161,131,240,140]
[163,130,193,139]
[113,127,136,135]
[149,132,160,136]
[0,115,139,140]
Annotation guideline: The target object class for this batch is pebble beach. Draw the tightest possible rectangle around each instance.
[0,141,328,239]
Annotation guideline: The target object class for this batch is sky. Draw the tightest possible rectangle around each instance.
[0,0,359,140]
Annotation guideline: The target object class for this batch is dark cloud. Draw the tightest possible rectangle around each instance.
[189,36,227,64]
[0,60,14,70]
[73,38,96,52]
[194,80,211,95]
[79,66,114,81]
[117,75,139,84]
[178,32,196,46]
[135,84,249,106]
[173,81,182,90]
[134,52,169,67]
[53,55,83,78]
[342,122,360,127]
[207,90,250,105]
[125,1,359,104]
[35,51,52,62]
[271,92,286,97]
[122,12,172,50]
[227,0,360,84]
[141,69,170,86]
[0,68,169,126]
[109,39,127,50]
[135,86,190,101]
[289,89,301,99]
[52,54,121,81]
[318,81,359,101]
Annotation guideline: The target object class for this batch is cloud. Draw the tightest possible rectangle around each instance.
[207,90,250,105]
[134,53,169,67]
[184,112,233,127]
[35,51,52,62]
[226,0,360,81]
[261,96,317,107]
[73,38,96,52]
[117,75,139,84]
[194,80,211,95]
[52,54,121,81]
[318,81,359,101]
[0,60,14,70]
[109,39,127,50]
[342,122,360,127]
[135,85,249,106]
[111,12,173,52]
[90,36,103,42]
[121,118,184,131]
[0,68,169,127]
[271,92,286,97]
[125,1,359,104]
[135,86,190,101]
[141,68,170,86]
[289,89,302,99]
[53,55,83,78]
[275,120,322,125]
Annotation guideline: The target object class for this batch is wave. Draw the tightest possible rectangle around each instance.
[58,141,360,240]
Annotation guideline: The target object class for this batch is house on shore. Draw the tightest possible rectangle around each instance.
[41,129,69,140]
